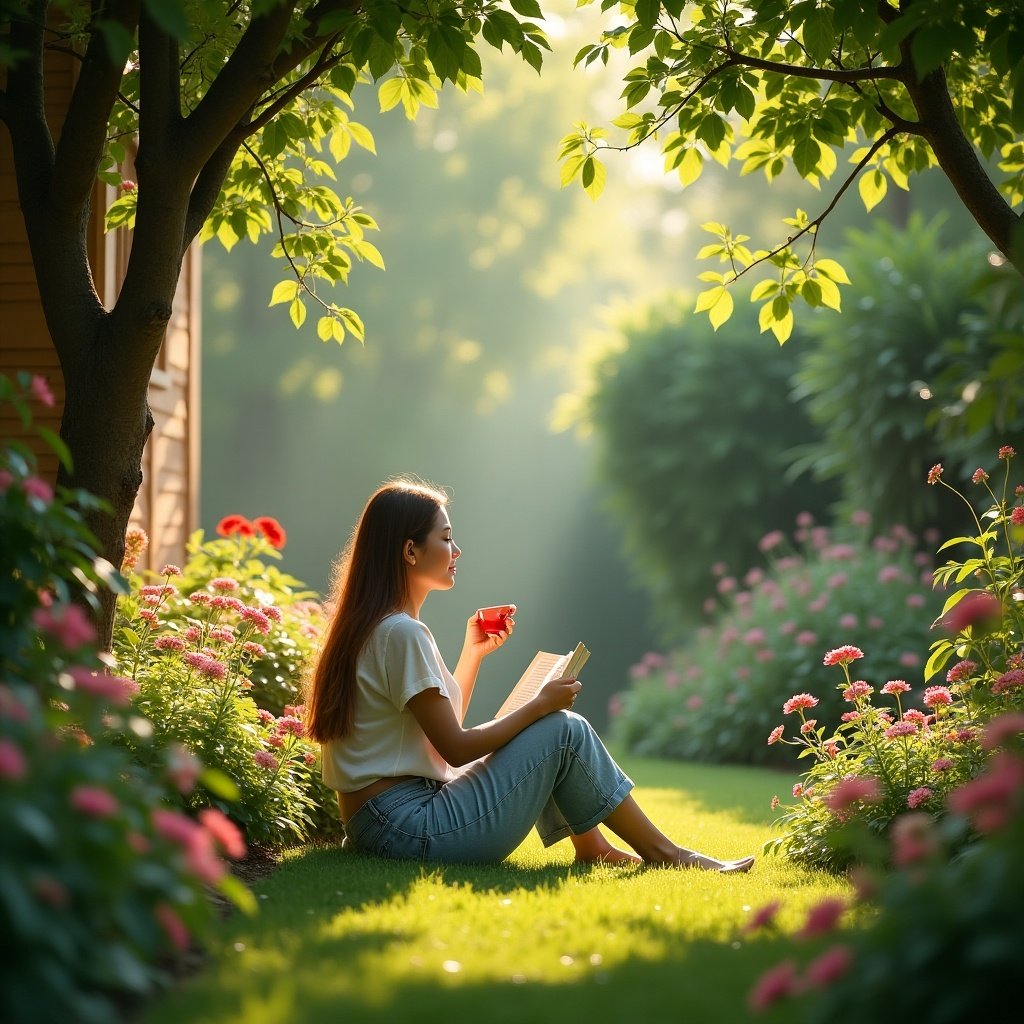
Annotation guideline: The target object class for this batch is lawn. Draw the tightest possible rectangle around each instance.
[140,755,851,1024]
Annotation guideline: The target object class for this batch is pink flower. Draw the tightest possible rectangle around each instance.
[804,945,853,988]
[881,679,910,695]
[716,576,736,594]
[1011,507,1024,527]
[0,739,27,780]
[23,476,53,503]
[941,591,1000,635]
[899,651,921,668]
[799,897,846,939]
[758,530,785,552]
[166,743,202,795]
[923,685,953,707]
[926,463,943,484]
[685,694,703,710]
[948,753,1024,833]
[155,903,190,952]
[748,960,799,1011]
[767,725,785,745]
[885,721,919,739]
[981,712,1024,751]
[183,652,227,679]
[210,577,239,591]
[30,374,55,406]
[823,741,839,758]
[902,709,927,725]
[276,716,305,737]
[254,750,279,770]
[67,668,139,706]
[32,603,96,650]
[878,565,902,584]
[242,641,267,658]
[907,786,934,809]
[891,812,938,866]
[198,808,247,860]
[120,178,137,192]
[795,630,818,647]
[971,467,989,484]
[154,635,187,652]
[241,606,272,634]
[152,808,200,846]
[842,680,873,702]
[771,795,780,809]
[868,616,884,630]
[184,829,226,884]
[992,669,1024,696]
[931,757,954,772]
[998,445,1016,459]
[743,900,781,934]
[906,593,926,608]
[840,711,861,722]
[792,783,804,797]
[303,752,316,766]
[826,776,880,812]
[946,660,977,683]
[827,572,849,590]
[838,613,858,630]
[160,564,182,577]
[823,645,864,667]
[783,693,818,715]
[70,785,119,818]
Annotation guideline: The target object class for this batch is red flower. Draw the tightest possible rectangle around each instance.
[998,445,1016,459]
[939,591,1000,635]
[254,515,287,549]
[216,514,254,538]
[823,645,864,667]
[926,463,943,484]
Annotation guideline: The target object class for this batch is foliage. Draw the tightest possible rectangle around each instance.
[743,716,1024,1022]
[113,531,338,847]
[609,511,941,766]
[562,0,1024,336]
[568,293,838,627]
[789,214,1024,537]
[122,513,326,714]
[763,450,1024,870]
[0,373,247,1024]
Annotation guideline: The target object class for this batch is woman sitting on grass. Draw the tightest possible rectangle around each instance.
[305,477,753,872]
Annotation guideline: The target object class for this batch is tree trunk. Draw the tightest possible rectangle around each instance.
[55,332,155,648]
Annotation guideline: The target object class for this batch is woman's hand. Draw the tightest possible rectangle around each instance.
[462,609,515,659]
[532,675,582,716]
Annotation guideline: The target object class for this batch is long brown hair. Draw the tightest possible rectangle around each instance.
[305,477,449,742]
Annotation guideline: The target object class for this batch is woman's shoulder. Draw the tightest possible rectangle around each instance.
[375,611,433,644]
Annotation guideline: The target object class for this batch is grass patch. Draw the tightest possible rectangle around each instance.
[140,755,849,1024]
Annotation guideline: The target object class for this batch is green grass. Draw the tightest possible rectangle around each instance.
[141,756,850,1024]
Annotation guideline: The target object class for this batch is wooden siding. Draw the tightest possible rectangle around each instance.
[1,44,200,573]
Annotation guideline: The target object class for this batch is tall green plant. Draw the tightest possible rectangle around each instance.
[577,295,837,630]
[789,215,1024,536]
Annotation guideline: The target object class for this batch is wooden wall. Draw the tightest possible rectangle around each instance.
[0,45,200,574]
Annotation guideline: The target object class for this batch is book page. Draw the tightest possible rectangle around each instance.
[495,642,590,718]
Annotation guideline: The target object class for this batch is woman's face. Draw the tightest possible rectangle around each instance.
[407,507,461,593]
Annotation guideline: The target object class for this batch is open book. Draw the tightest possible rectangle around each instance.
[495,642,590,718]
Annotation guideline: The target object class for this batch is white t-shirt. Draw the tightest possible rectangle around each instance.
[320,612,464,793]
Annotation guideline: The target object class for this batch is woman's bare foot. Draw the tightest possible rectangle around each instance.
[673,851,756,873]
[571,829,642,865]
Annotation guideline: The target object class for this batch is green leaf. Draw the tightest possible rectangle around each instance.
[347,121,376,154]
[635,0,660,30]
[581,156,607,200]
[924,640,954,682]
[289,296,307,328]
[801,7,835,64]
[378,77,405,113]
[269,280,299,307]
[510,0,543,16]
[792,133,821,178]
[200,768,241,801]
[858,168,887,211]
[217,874,258,916]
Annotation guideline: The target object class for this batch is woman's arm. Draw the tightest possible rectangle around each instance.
[407,673,580,767]
[451,612,515,719]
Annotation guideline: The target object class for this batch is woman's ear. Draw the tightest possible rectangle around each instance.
[403,540,417,566]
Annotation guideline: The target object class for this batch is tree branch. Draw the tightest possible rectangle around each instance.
[137,3,182,164]
[722,47,906,85]
[728,127,901,282]
[51,0,141,219]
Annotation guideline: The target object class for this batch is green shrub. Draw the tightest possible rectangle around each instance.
[609,511,941,767]
[762,450,1024,870]
[0,372,246,1024]
[789,214,1024,537]
[114,529,340,846]
[574,293,838,629]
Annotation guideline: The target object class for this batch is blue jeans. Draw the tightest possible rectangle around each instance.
[343,711,635,863]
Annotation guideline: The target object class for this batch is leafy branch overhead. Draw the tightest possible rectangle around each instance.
[561,0,1024,342]
[86,0,552,341]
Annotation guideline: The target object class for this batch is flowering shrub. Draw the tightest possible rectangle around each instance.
[609,512,941,765]
[120,514,325,714]
[114,532,340,846]
[763,450,1023,869]
[1,373,247,1023]
[744,712,1024,1022]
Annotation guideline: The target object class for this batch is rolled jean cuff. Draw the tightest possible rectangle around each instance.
[537,775,635,847]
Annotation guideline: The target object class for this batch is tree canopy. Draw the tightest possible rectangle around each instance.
[0,0,548,636]
[561,0,1024,341]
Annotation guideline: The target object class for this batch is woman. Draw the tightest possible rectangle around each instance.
[305,478,754,871]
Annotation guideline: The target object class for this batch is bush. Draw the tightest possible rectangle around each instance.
[743,714,1024,1022]
[571,293,838,629]
[609,511,941,766]
[0,372,246,1024]
[762,449,1024,870]
[114,528,341,846]
[790,214,1024,538]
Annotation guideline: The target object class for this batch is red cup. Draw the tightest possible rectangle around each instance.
[476,604,516,634]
